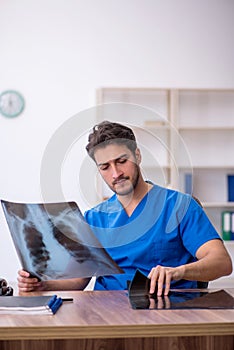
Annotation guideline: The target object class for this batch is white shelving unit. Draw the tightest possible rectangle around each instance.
[96,87,234,238]
[175,89,234,238]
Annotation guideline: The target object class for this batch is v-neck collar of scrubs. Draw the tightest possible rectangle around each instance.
[109,184,156,223]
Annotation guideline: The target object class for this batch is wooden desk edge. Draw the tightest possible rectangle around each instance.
[1,323,234,340]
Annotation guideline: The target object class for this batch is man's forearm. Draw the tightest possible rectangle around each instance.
[180,253,232,282]
[42,277,91,291]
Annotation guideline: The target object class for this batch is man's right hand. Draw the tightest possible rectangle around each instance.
[17,269,43,293]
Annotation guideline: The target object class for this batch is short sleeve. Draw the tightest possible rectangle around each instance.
[179,198,221,257]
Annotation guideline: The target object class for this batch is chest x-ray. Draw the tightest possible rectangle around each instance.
[1,200,123,281]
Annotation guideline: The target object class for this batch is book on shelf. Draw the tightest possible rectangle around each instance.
[227,175,234,202]
[221,211,232,241]
[184,173,192,195]
[231,212,234,240]
[0,295,64,315]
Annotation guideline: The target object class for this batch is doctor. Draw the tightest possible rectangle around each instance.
[17,121,232,296]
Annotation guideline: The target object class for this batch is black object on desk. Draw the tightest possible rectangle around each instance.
[0,278,13,296]
[128,269,234,310]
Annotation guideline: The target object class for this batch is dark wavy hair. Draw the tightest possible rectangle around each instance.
[86,120,137,161]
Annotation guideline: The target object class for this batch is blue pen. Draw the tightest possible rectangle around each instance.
[50,297,63,314]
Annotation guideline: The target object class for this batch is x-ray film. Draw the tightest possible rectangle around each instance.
[128,269,234,309]
[1,200,123,281]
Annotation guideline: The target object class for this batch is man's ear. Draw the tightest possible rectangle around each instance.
[135,148,141,164]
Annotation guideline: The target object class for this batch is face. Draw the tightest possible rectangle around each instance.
[94,143,141,196]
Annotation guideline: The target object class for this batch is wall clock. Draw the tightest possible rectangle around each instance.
[0,90,25,118]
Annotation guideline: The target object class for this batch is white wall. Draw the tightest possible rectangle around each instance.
[0,0,234,282]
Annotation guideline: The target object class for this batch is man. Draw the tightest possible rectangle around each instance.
[18,121,232,296]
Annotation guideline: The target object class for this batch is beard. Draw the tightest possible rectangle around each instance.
[109,163,140,196]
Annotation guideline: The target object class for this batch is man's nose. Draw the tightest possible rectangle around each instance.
[111,164,123,179]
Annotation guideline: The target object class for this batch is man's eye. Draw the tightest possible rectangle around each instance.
[118,158,127,164]
[100,165,109,171]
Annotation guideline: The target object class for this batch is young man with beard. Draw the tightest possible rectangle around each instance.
[17,121,232,296]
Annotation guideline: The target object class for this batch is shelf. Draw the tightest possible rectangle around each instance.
[143,125,170,131]
[178,165,234,170]
[202,202,234,208]
[141,164,170,169]
[179,126,234,131]
[223,241,234,247]
[96,87,234,233]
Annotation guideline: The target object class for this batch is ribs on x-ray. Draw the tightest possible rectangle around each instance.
[1,200,123,281]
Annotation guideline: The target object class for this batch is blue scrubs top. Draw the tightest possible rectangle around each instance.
[84,184,221,290]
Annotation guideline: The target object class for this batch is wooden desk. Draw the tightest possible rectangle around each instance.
[0,289,234,350]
